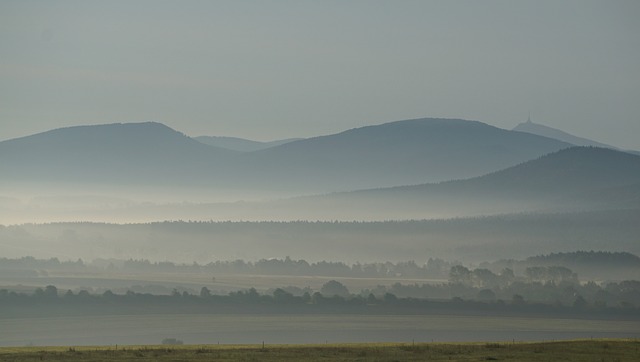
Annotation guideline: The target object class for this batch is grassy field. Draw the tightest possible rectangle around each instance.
[0,270,447,296]
[0,340,638,361]
[4,313,639,346]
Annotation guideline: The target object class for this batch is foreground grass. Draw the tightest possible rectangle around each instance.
[1,340,639,361]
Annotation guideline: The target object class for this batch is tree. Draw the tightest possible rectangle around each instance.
[273,288,295,303]
[44,285,58,298]
[426,257,449,276]
[525,266,546,282]
[311,291,325,304]
[367,293,378,304]
[245,288,260,301]
[449,265,472,285]
[383,292,398,303]
[200,287,211,298]
[320,280,350,298]
[472,268,498,288]
[573,295,588,309]
[547,266,577,283]
[477,289,496,302]
[511,294,525,306]
[499,268,515,286]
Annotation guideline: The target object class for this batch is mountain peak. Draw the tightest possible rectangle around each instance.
[513,119,613,149]
[3,121,184,144]
[0,121,235,185]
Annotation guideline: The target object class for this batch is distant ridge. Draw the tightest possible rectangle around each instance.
[0,118,572,192]
[194,135,302,152]
[513,118,614,149]
[290,147,640,219]
[443,146,639,191]
[373,146,640,199]
[0,122,236,185]
[244,117,572,190]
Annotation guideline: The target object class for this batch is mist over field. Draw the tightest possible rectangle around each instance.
[2,118,640,346]
[2,0,640,350]
[2,211,640,264]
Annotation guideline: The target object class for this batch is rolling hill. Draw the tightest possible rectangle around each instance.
[1,130,638,222]
[396,146,640,196]
[11,146,631,223]
[294,147,640,219]
[0,122,238,186]
[0,118,572,194]
[238,118,572,191]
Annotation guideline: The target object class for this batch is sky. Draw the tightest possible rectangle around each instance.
[1,0,639,150]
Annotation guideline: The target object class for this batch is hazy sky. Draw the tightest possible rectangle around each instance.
[1,1,639,149]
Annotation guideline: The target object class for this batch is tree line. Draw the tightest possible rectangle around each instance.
[1,276,639,314]
[3,251,637,279]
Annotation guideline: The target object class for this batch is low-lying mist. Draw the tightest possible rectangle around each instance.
[2,210,638,264]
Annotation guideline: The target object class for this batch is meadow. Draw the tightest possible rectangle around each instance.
[0,269,447,297]
[2,313,638,347]
[1,340,638,361]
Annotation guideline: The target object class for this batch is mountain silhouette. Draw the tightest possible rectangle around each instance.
[305,146,640,218]
[0,122,236,185]
[194,136,302,152]
[241,118,572,191]
[58,147,638,222]
[0,118,572,192]
[513,119,614,149]
[400,146,640,196]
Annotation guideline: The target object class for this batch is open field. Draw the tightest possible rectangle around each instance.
[0,271,447,296]
[2,313,639,347]
[1,340,639,361]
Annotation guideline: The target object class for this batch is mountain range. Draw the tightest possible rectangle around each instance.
[1,118,639,223]
[0,118,573,193]
[197,146,640,221]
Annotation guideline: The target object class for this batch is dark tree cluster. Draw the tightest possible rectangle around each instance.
[479,251,640,280]
[1,278,639,315]
[357,266,639,309]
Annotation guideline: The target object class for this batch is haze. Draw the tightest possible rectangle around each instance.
[1,0,639,150]
[2,0,640,350]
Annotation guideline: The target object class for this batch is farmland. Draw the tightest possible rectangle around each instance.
[2,313,639,347]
